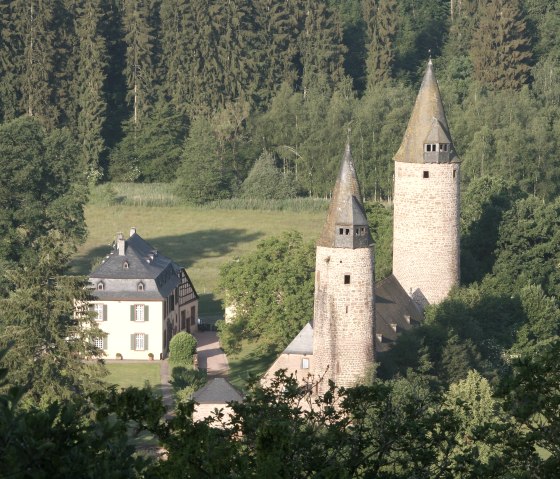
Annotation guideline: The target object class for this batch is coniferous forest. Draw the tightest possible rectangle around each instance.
[2,1,560,477]
[0,0,559,201]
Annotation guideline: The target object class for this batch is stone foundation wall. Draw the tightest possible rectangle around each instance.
[312,246,375,394]
[393,162,460,307]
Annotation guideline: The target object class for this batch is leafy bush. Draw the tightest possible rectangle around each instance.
[169,332,197,364]
[170,366,207,402]
[240,150,297,199]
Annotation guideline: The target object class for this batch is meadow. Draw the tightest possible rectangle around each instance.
[71,183,326,316]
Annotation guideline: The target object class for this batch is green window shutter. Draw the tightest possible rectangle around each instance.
[103,336,108,350]
[130,334,135,350]
[144,334,149,351]
[130,305,135,321]
[103,304,108,321]
[144,305,149,321]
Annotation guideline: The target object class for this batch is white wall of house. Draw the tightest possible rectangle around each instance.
[92,300,164,360]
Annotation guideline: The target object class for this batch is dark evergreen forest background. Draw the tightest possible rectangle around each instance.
[1,0,557,202]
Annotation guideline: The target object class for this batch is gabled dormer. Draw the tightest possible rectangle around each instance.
[423,118,453,164]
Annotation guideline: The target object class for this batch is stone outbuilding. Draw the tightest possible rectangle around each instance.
[192,378,244,425]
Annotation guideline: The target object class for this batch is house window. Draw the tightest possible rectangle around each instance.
[423,171,429,178]
[137,282,144,291]
[123,261,129,269]
[97,282,104,290]
[94,304,104,321]
[135,304,144,321]
[93,337,104,349]
[134,333,145,351]
[344,275,350,284]
[301,358,310,369]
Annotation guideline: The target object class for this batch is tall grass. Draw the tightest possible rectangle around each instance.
[89,182,180,207]
[89,182,329,212]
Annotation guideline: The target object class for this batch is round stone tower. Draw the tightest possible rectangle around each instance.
[392,60,460,308]
[312,142,375,394]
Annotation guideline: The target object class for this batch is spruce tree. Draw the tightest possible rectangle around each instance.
[363,0,398,86]
[17,0,58,123]
[122,0,155,127]
[470,0,532,90]
[254,0,300,98]
[75,0,108,180]
[298,0,346,93]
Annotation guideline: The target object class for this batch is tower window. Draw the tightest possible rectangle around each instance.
[432,144,436,150]
[453,170,457,178]
[425,144,431,152]
[443,144,448,151]
[339,228,343,235]
[345,228,350,235]
[345,305,349,313]
[423,171,429,178]
[301,358,309,369]
[344,275,350,284]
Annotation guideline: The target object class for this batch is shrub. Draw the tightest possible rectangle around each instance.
[169,332,197,364]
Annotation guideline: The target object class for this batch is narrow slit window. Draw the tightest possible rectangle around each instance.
[423,171,429,178]
[453,170,457,178]
[344,275,350,284]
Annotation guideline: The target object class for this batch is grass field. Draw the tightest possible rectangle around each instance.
[104,362,162,389]
[71,189,325,315]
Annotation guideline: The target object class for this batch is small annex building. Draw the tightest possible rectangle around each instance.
[89,227,198,360]
[192,378,244,426]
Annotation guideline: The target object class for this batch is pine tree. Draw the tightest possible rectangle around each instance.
[298,0,346,93]
[470,0,532,90]
[122,0,155,127]
[363,0,398,86]
[75,0,108,180]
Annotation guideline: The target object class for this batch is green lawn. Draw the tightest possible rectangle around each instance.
[104,362,162,389]
[71,202,324,315]
[227,339,278,391]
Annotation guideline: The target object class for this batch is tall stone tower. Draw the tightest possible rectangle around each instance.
[392,60,460,308]
[312,142,375,393]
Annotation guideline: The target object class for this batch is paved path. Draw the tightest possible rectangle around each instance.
[193,330,229,377]
[159,360,174,418]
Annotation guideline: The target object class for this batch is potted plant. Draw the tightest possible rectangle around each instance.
[148,352,154,361]
[116,353,123,360]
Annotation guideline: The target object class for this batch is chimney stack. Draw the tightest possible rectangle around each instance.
[130,226,136,237]
[116,232,126,255]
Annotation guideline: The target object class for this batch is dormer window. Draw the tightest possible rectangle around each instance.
[123,261,129,269]
[137,282,144,292]
[97,282,104,291]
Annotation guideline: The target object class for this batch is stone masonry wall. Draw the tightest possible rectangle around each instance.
[312,245,375,394]
[393,162,460,307]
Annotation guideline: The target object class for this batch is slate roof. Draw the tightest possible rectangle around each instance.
[317,142,371,247]
[192,378,244,404]
[393,60,458,164]
[89,232,181,300]
[374,274,424,353]
[283,322,313,355]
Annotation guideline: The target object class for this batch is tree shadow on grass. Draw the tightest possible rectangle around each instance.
[70,228,264,275]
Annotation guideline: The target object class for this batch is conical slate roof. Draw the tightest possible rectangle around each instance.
[394,60,457,163]
[317,142,369,247]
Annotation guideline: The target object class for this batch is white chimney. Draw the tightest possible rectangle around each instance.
[116,233,125,255]
[130,226,137,237]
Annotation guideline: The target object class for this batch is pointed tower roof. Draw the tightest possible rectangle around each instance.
[317,142,370,248]
[394,60,458,163]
